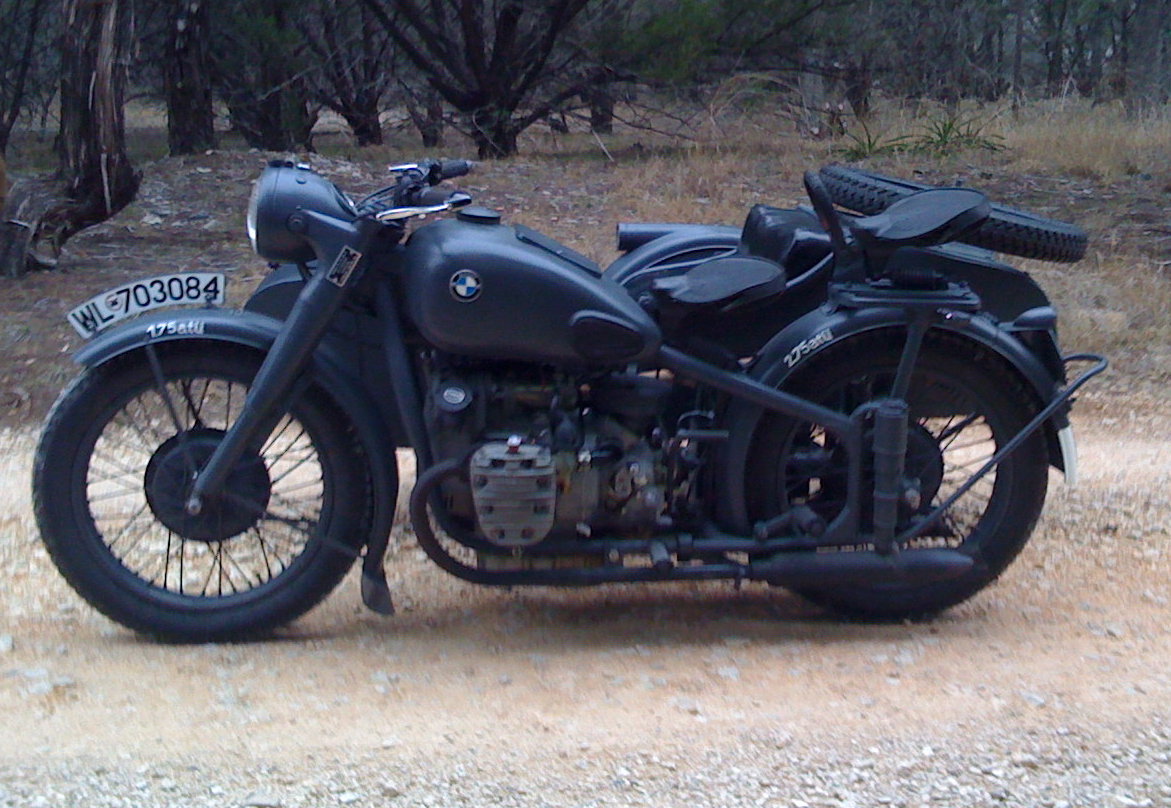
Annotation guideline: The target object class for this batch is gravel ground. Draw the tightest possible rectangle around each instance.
[2,393,1169,808]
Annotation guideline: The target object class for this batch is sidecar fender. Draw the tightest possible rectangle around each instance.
[716,304,1071,532]
[73,307,400,560]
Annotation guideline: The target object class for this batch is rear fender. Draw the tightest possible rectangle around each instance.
[74,308,400,559]
[716,304,1069,532]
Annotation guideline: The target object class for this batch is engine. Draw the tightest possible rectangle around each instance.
[424,362,696,548]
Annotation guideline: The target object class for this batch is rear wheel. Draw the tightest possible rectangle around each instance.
[747,331,1049,619]
[33,346,367,641]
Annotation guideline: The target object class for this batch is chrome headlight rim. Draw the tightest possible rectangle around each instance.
[246,175,263,253]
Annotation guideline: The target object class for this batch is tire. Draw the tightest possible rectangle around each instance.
[33,345,367,641]
[746,330,1049,620]
[819,165,1088,263]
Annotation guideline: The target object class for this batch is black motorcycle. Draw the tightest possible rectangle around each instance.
[32,159,1105,641]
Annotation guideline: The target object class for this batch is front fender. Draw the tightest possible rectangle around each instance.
[76,307,286,366]
[716,303,1070,532]
[74,307,400,562]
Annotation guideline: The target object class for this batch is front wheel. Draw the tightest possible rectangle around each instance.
[747,331,1049,619]
[33,345,368,641]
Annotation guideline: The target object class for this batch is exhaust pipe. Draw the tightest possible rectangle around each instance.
[749,548,973,587]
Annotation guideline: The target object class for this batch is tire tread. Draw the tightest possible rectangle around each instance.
[819,164,1088,263]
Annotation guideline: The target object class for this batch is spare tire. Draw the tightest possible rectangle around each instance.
[819,165,1088,263]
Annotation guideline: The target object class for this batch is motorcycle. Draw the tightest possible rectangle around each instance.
[32,158,1106,641]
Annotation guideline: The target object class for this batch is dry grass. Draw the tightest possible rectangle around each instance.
[490,98,1171,370]
[813,95,1171,183]
[1000,99,1171,182]
[3,96,1169,417]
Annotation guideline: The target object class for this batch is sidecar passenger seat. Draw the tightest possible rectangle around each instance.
[740,205,832,275]
[651,255,786,310]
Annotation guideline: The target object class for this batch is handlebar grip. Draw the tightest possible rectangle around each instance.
[437,159,473,180]
[413,186,456,206]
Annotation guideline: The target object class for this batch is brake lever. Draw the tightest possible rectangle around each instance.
[374,191,473,222]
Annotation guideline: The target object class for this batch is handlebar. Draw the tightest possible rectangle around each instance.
[431,159,473,182]
[413,185,461,207]
[803,170,849,260]
[357,158,476,222]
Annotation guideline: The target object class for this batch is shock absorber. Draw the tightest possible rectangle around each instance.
[871,398,909,555]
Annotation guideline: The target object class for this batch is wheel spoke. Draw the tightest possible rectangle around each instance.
[90,451,149,482]
[103,501,151,550]
[261,417,298,456]
[269,451,320,486]
[178,378,207,428]
[219,542,254,589]
[252,526,275,581]
[271,475,325,497]
[178,534,186,595]
[162,530,174,589]
[53,353,353,632]
[88,487,147,504]
[117,402,169,454]
[936,413,980,446]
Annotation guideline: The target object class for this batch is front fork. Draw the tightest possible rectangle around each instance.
[185,243,368,514]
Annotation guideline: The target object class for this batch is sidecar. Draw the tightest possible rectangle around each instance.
[247,194,1064,363]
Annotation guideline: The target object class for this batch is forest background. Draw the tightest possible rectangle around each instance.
[0,0,1169,414]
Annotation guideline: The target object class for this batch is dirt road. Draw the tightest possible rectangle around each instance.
[2,398,1169,807]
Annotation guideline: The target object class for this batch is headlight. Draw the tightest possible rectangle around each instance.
[246,161,357,264]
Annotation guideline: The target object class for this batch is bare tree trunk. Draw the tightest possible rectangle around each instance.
[30,0,140,265]
[404,86,444,148]
[1012,0,1025,112]
[470,107,519,158]
[0,175,62,276]
[0,0,51,154]
[841,57,872,120]
[421,91,444,147]
[165,0,216,155]
[584,87,614,134]
[1126,0,1168,114]
[344,107,385,147]
[1039,0,1071,96]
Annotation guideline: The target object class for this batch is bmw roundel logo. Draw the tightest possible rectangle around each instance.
[450,269,482,303]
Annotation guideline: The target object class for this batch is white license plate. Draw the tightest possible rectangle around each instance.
[68,272,226,339]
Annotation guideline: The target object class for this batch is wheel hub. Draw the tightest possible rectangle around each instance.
[144,428,271,542]
[904,423,944,514]
[778,422,946,524]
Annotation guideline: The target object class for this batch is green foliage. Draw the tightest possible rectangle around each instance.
[837,107,1004,159]
[911,108,1005,154]
[837,118,914,159]
[619,0,722,83]
[212,0,316,151]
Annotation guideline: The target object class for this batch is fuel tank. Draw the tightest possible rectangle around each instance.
[401,210,661,365]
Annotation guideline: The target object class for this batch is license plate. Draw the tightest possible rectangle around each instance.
[67,272,226,339]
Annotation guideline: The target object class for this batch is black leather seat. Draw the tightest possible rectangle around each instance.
[651,255,785,309]
[740,205,832,275]
[650,254,787,340]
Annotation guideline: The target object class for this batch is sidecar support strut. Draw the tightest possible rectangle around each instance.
[895,352,1107,544]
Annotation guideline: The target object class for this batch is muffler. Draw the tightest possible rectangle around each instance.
[750,547,974,587]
